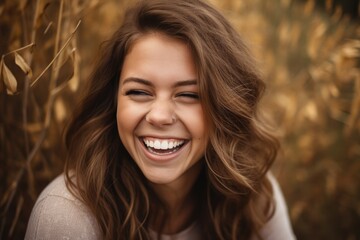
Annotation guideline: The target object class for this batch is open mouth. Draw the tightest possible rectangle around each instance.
[141,137,187,155]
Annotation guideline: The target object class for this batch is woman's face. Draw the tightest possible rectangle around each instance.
[116,33,208,187]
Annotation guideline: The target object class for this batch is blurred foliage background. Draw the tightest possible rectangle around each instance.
[0,0,359,239]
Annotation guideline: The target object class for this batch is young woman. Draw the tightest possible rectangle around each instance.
[25,0,295,239]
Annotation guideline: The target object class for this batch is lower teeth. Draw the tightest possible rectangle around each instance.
[147,146,180,155]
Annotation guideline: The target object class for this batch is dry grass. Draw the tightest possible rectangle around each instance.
[0,0,359,239]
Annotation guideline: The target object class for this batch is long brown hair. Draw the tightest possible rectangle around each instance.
[64,0,279,239]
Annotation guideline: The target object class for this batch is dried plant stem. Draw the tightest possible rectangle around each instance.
[30,20,81,88]
[0,19,81,239]
[22,0,41,203]
[51,0,64,85]
[1,43,35,57]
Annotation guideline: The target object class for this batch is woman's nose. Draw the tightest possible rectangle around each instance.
[145,100,176,126]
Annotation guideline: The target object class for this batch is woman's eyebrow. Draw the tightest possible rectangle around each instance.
[122,77,153,86]
[122,77,197,87]
[173,79,197,87]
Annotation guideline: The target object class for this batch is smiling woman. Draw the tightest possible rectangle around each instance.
[25,0,295,239]
[117,34,207,189]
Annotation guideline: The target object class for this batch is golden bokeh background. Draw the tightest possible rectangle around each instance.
[0,0,359,239]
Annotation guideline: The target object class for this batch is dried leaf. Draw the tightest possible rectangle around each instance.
[303,101,318,121]
[2,61,17,94]
[68,48,79,92]
[55,98,66,122]
[15,52,33,78]
[342,46,359,58]
[329,84,339,97]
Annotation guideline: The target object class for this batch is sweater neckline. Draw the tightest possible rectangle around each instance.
[149,221,199,239]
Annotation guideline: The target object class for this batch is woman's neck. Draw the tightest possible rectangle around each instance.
[149,162,203,234]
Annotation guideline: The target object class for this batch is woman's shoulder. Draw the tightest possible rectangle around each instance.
[25,174,102,240]
[33,174,78,203]
[256,173,296,240]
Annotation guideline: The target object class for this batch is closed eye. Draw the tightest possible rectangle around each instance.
[176,92,199,100]
[125,90,151,96]
[178,92,199,99]
[124,90,153,102]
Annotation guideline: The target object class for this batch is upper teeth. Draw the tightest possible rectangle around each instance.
[143,138,184,150]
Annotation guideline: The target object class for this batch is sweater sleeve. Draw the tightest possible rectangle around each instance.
[25,175,102,240]
[257,173,296,240]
